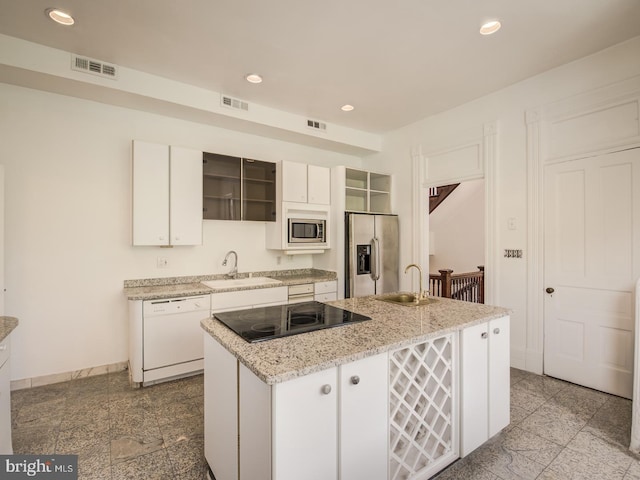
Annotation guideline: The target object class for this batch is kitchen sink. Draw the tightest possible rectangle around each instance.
[201,277,283,290]
[377,293,439,307]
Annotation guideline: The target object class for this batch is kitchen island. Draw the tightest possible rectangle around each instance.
[201,295,511,480]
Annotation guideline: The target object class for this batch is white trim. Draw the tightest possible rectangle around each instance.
[411,145,427,274]
[10,360,128,390]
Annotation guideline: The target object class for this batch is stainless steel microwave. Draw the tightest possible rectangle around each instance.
[288,218,326,244]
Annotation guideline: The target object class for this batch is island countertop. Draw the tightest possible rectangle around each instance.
[200,295,510,385]
[0,316,19,343]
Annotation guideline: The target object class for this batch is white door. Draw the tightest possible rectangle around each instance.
[544,148,640,398]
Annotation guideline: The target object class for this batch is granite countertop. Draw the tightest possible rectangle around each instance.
[201,295,510,385]
[0,316,19,343]
[124,268,337,300]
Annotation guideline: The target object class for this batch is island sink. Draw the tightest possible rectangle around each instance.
[377,292,439,306]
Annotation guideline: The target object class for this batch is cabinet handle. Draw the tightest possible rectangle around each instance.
[351,375,360,385]
[493,328,500,335]
[321,384,332,395]
[481,332,488,339]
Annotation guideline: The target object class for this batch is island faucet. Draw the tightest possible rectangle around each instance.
[222,250,238,279]
[404,263,425,303]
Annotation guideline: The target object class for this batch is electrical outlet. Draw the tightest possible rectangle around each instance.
[157,257,169,268]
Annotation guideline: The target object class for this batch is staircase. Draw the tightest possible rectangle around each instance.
[429,183,459,214]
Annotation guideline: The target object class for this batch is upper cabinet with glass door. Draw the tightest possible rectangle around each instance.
[242,158,276,222]
[203,152,276,222]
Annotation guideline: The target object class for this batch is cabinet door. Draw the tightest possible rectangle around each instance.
[489,316,510,437]
[459,321,489,456]
[272,368,337,480]
[339,353,388,480]
[308,165,330,205]
[170,146,202,245]
[243,158,276,221]
[203,152,241,220]
[132,141,169,246]
[282,161,308,203]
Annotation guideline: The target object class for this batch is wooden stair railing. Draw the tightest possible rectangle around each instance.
[429,266,484,304]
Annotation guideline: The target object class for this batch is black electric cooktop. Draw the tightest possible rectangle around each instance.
[214,301,371,343]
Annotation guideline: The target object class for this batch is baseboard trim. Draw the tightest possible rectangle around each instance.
[10,361,128,391]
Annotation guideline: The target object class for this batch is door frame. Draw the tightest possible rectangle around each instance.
[412,122,499,306]
[526,75,640,375]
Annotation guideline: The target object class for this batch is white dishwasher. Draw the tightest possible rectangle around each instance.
[143,295,210,383]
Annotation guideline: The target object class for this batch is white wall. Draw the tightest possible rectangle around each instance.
[429,179,484,274]
[366,35,640,371]
[0,84,363,381]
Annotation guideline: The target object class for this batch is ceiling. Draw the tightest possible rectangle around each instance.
[1,0,640,134]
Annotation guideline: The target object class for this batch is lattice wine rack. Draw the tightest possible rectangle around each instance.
[389,334,456,480]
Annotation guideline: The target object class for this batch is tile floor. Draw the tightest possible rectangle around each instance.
[9,367,640,479]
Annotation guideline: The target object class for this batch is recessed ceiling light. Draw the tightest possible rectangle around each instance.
[245,74,263,84]
[46,8,75,26]
[341,104,355,112]
[479,20,501,35]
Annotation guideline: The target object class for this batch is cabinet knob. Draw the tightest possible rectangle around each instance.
[481,332,488,339]
[321,384,332,395]
[351,375,360,385]
[493,328,500,335]
[0,344,6,351]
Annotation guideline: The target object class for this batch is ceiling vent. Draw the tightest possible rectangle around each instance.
[71,54,118,79]
[221,95,249,111]
[307,119,327,132]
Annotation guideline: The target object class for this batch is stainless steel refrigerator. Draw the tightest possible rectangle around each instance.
[345,213,399,297]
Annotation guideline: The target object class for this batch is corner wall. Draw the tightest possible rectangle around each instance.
[0,83,363,381]
[367,35,640,371]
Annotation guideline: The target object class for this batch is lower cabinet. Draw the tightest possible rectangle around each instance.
[0,335,12,454]
[271,353,388,480]
[204,334,387,480]
[459,315,510,456]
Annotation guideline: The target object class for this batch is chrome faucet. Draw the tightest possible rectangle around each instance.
[222,250,238,279]
[404,263,425,303]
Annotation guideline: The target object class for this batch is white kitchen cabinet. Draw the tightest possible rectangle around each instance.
[280,161,330,205]
[308,164,331,205]
[204,335,388,480]
[338,353,388,480]
[272,367,338,480]
[132,140,202,246]
[459,315,510,456]
[314,280,337,302]
[0,335,12,454]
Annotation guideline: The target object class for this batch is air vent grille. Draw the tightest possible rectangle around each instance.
[307,119,327,131]
[71,54,118,79]
[221,95,249,111]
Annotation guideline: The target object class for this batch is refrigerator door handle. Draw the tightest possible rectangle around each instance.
[371,237,381,281]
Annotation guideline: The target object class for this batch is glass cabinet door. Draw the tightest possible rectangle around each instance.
[203,152,241,220]
[242,158,276,222]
